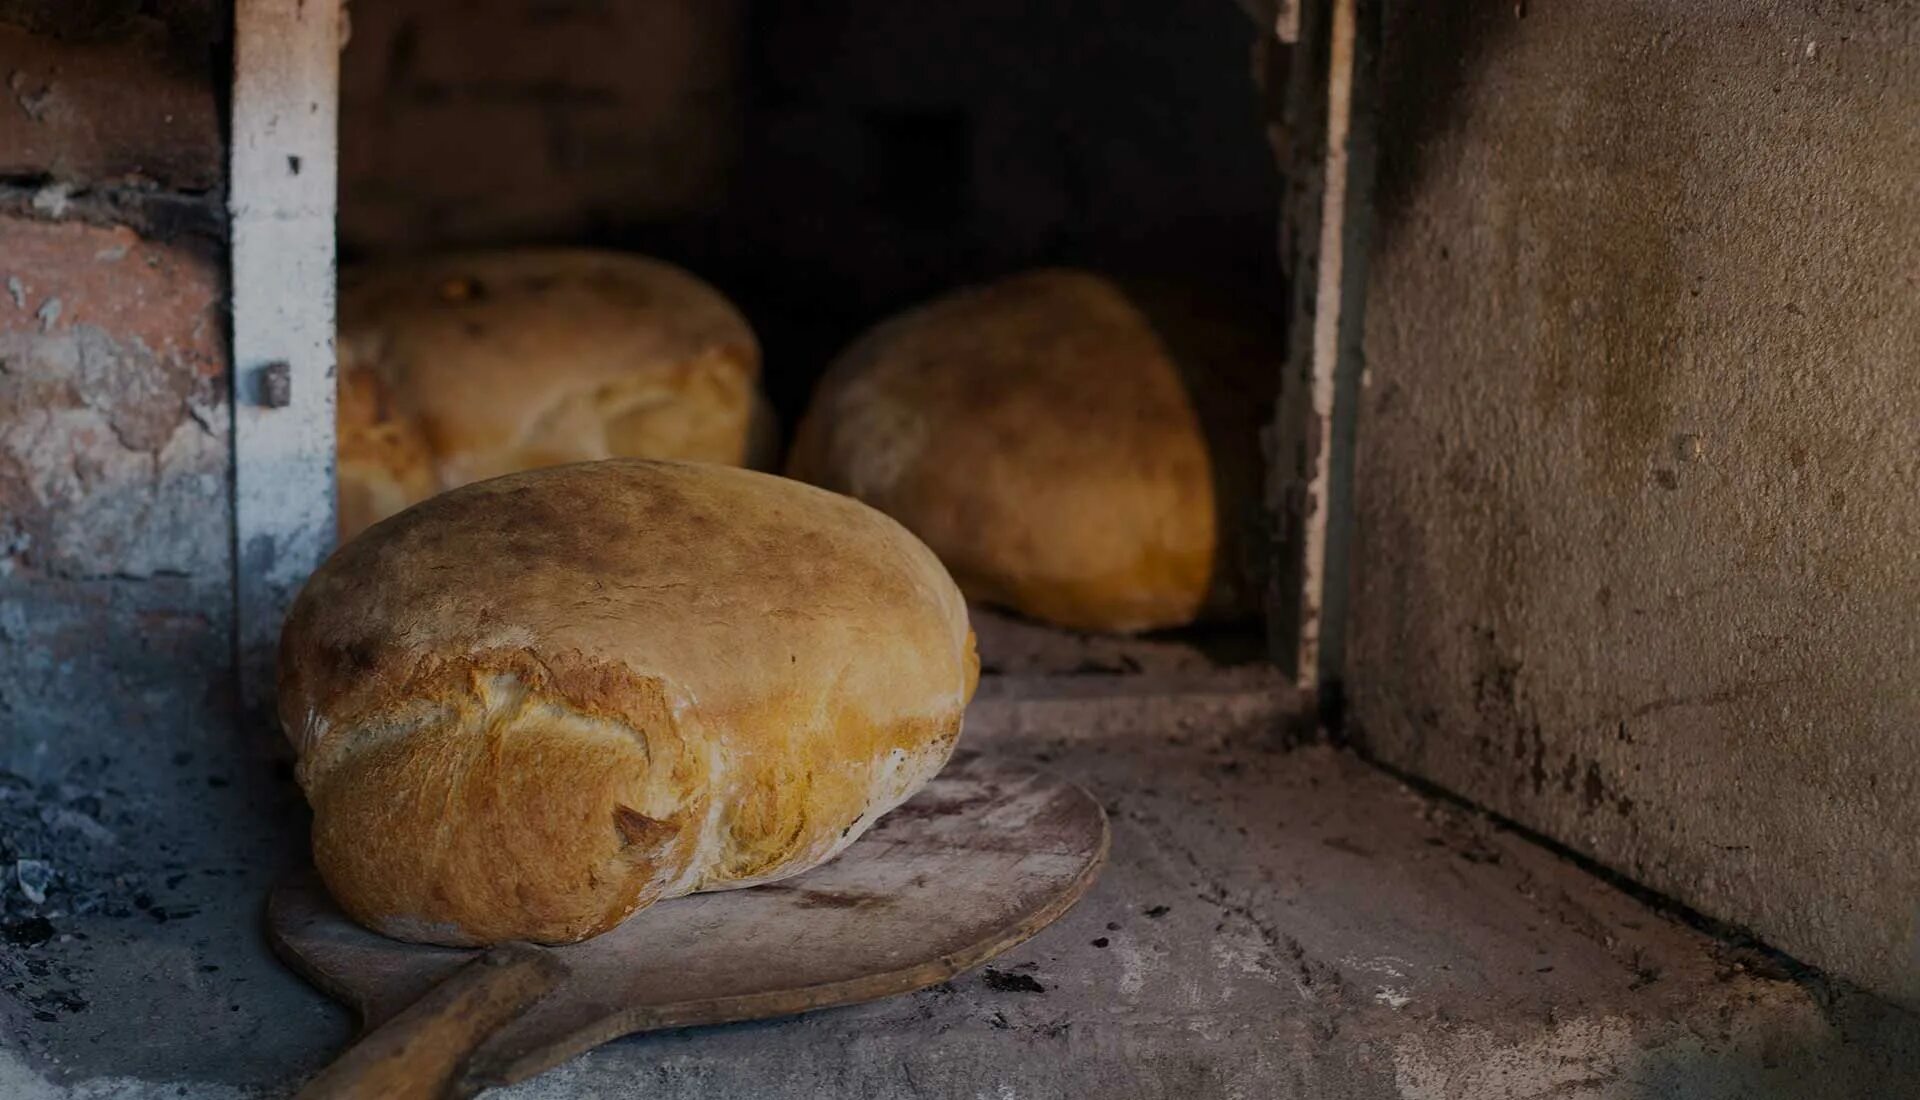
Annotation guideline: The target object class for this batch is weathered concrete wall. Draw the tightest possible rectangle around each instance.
[1347,1,1920,1006]
[339,0,745,257]
[0,7,234,780]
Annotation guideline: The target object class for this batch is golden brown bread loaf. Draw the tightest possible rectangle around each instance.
[336,249,763,540]
[279,460,977,946]
[335,356,439,543]
[789,269,1272,634]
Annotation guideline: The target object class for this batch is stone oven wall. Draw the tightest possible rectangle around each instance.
[0,1,236,779]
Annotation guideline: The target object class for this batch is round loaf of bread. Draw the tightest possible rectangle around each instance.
[279,460,978,946]
[789,269,1268,634]
[335,354,439,542]
[336,249,763,540]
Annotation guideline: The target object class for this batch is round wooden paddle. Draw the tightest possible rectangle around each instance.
[268,755,1109,1099]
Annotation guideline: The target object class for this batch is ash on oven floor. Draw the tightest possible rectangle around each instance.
[3,716,1916,1098]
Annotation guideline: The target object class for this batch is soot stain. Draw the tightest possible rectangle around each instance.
[981,968,1046,993]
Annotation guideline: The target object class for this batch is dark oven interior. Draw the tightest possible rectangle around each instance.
[337,0,1288,671]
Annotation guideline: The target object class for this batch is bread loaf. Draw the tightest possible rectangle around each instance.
[279,460,977,946]
[789,269,1272,634]
[335,354,438,543]
[336,249,763,539]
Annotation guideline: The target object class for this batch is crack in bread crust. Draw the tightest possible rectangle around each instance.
[280,461,976,946]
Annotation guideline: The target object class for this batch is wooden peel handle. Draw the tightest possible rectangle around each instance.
[297,944,568,1100]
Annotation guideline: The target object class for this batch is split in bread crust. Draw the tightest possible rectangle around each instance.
[280,460,977,945]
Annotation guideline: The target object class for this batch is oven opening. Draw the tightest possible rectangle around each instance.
[336,0,1292,693]
[3,0,1914,1094]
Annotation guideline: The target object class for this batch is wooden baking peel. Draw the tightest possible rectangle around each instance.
[269,754,1109,1098]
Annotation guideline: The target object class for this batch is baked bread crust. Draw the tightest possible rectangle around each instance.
[336,249,761,539]
[279,460,977,946]
[335,354,439,542]
[789,269,1259,634]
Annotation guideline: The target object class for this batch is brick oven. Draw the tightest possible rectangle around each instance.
[2,0,1917,1096]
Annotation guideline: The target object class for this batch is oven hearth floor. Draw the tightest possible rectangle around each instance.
[3,687,1915,1098]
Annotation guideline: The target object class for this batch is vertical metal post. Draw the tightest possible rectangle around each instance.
[230,0,341,714]
[1267,0,1375,720]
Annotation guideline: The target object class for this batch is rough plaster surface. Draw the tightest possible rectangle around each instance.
[0,215,234,778]
[1348,0,1920,1007]
[6,712,1916,1099]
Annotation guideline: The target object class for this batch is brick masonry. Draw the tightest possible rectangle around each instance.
[339,0,743,256]
[0,6,232,779]
[0,18,222,190]
[0,215,234,777]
